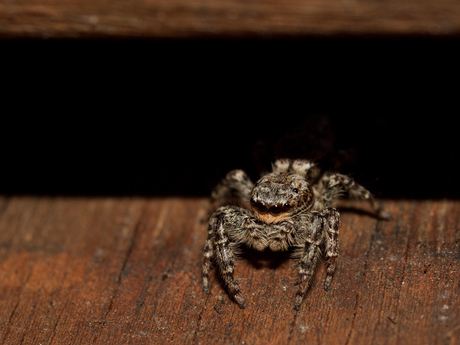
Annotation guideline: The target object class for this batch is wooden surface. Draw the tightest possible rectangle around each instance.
[0,196,459,344]
[1,0,460,38]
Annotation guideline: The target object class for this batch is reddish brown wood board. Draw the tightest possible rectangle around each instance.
[0,196,459,344]
[1,0,460,38]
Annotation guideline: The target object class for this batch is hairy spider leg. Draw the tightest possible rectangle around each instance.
[202,223,214,293]
[272,158,317,180]
[211,169,254,208]
[204,208,247,308]
[323,208,341,291]
[294,213,324,310]
[316,173,391,220]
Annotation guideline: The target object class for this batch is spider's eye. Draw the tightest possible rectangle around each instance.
[293,188,299,193]
[269,205,282,215]
[252,201,268,213]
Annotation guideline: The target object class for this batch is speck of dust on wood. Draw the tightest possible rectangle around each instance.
[0,196,459,345]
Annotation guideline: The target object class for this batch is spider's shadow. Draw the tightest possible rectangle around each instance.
[210,244,324,308]
[236,244,293,270]
[337,205,383,219]
[210,245,294,306]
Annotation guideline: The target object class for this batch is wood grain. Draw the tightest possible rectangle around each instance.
[0,0,460,38]
[0,196,459,344]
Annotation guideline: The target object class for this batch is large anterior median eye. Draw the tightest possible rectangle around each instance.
[269,203,292,215]
[252,201,269,214]
[269,205,282,215]
[252,199,293,215]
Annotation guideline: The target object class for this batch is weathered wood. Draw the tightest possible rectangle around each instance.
[0,0,460,38]
[0,196,459,344]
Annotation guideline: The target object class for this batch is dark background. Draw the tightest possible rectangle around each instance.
[2,38,459,198]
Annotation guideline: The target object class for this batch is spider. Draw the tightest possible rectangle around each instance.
[202,158,391,310]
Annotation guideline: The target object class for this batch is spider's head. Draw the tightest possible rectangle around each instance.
[250,172,314,224]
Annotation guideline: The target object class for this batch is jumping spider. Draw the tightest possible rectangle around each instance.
[202,158,391,310]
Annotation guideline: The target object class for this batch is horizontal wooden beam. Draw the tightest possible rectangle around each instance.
[1,0,459,38]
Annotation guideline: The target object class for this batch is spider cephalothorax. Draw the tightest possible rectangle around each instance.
[202,158,390,310]
[250,172,313,225]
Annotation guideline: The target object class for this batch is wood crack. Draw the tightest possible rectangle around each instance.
[90,206,147,344]
[344,220,380,345]
[287,310,299,344]
[0,299,20,345]
[0,266,34,345]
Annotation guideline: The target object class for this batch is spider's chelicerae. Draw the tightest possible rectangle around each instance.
[202,158,391,310]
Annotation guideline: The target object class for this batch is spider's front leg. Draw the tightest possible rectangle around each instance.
[323,208,341,291]
[294,213,324,311]
[202,205,251,308]
[293,208,340,310]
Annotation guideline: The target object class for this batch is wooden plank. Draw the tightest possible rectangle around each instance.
[0,0,460,38]
[0,196,459,344]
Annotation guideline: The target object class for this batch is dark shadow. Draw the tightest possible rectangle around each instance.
[336,206,384,219]
[237,244,293,270]
[1,38,459,199]
[209,244,294,307]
